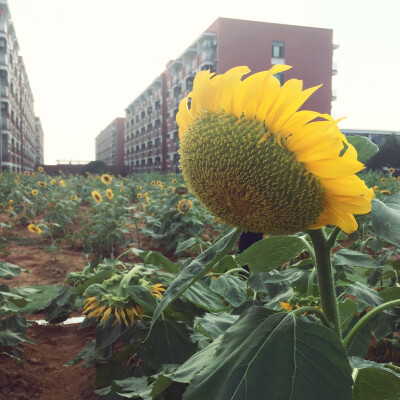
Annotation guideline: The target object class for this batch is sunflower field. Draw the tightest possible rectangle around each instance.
[2,66,400,400]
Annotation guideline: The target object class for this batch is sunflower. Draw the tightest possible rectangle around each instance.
[150,283,166,299]
[82,296,143,326]
[136,185,143,190]
[150,180,156,186]
[176,65,373,234]
[177,199,193,214]
[380,177,386,182]
[172,179,177,184]
[50,179,57,185]
[27,224,42,235]
[71,195,78,201]
[8,199,13,205]
[24,171,30,176]
[137,193,143,199]
[38,181,47,188]
[106,188,114,200]
[59,180,66,187]
[31,189,38,196]
[101,174,112,184]
[37,166,44,172]
[389,168,395,174]
[381,190,391,195]
[373,185,378,193]
[91,190,102,203]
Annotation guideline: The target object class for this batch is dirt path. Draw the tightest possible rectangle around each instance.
[0,323,98,400]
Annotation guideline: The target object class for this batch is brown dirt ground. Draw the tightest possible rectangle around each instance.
[0,323,97,400]
[0,222,123,400]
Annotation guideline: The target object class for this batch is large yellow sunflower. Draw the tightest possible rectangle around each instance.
[177,65,373,234]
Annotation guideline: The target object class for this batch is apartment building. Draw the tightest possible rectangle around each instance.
[34,116,44,165]
[0,0,41,172]
[125,17,336,173]
[342,129,400,147]
[95,117,126,168]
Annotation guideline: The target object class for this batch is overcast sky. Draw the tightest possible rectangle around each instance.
[7,0,400,164]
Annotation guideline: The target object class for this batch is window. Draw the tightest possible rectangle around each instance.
[272,41,284,58]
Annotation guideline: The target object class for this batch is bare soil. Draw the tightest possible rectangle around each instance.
[0,224,99,400]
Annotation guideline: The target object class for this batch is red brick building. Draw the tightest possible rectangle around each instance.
[95,117,125,169]
[124,17,336,173]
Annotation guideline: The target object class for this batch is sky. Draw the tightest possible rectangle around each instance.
[7,0,400,164]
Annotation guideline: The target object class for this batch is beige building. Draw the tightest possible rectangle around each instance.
[0,0,41,172]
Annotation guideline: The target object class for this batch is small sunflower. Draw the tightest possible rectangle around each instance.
[91,190,102,203]
[59,180,66,187]
[177,199,193,214]
[82,296,143,326]
[136,185,143,190]
[50,179,57,185]
[150,283,166,299]
[380,177,387,182]
[28,224,42,235]
[171,179,177,184]
[71,195,78,201]
[106,188,114,200]
[389,168,395,174]
[381,190,391,195]
[177,65,373,234]
[31,189,38,196]
[150,180,156,186]
[101,174,112,184]
[24,171,30,176]
[373,185,378,193]
[120,188,126,193]
[8,199,13,205]
[37,166,44,172]
[38,181,47,188]
[137,193,143,199]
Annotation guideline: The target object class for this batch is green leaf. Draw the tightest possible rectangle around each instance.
[347,136,379,163]
[338,299,358,332]
[131,248,179,274]
[210,275,247,307]
[379,286,400,302]
[345,282,383,312]
[183,279,229,312]
[183,307,353,400]
[353,367,400,400]
[247,269,304,293]
[193,312,239,341]
[149,228,240,332]
[334,249,379,268]
[175,237,201,254]
[73,269,115,295]
[212,255,240,273]
[371,198,400,246]
[0,262,26,279]
[139,319,196,370]
[235,236,307,272]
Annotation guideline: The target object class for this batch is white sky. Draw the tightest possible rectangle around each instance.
[7,0,400,164]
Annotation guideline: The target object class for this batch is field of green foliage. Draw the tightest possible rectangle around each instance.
[1,160,400,399]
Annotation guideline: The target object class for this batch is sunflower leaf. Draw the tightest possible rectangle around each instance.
[183,306,353,400]
[347,136,379,163]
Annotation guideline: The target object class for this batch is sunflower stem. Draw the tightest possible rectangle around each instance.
[307,229,341,338]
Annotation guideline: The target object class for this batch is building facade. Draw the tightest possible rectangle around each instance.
[34,116,44,165]
[342,129,400,147]
[95,117,126,168]
[0,0,41,172]
[124,17,336,173]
